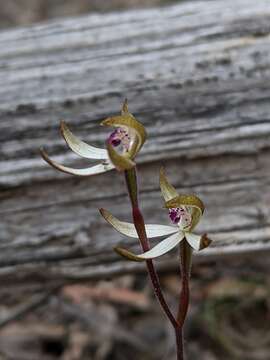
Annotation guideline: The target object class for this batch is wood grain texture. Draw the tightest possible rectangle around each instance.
[0,0,270,285]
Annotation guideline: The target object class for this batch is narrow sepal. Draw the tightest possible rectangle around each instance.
[114,247,145,262]
[60,121,108,160]
[114,232,184,262]
[40,148,114,176]
[159,167,178,202]
[100,208,177,238]
[121,99,129,115]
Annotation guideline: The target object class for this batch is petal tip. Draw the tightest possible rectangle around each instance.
[114,247,144,262]
[121,98,129,114]
[39,147,59,170]
[59,119,67,133]
[99,208,107,218]
[159,167,165,183]
[199,234,212,250]
[159,167,179,202]
[40,148,63,173]
[40,147,49,162]
[100,117,113,127]
[159,166,165,175]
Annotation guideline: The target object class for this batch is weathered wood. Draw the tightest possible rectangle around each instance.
[0,0,270,286]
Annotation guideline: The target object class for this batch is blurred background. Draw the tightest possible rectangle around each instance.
[0,0,176,28]
[0,0,269,360]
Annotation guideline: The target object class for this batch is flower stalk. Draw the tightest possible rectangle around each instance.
[175,326,184,360]
[122,167,206,359]
[124,168,196,359]
[175,240,193,360]
[124,167,177,327]
[177,240,192,326]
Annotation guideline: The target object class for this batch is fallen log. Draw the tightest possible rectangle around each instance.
[0,0,270,286]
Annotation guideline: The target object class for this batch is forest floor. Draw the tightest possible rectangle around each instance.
[0,257,269,360]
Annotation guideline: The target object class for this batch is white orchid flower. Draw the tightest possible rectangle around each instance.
[100,168,211,262]
[40,100,147,175]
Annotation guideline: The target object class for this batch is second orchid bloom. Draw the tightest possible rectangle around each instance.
[100,168,212,261]
[40,100,147,175]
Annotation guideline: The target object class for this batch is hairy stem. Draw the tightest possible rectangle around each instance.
[124,167,177,327]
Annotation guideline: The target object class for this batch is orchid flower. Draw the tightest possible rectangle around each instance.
[40,100,147,175]
[100,168,211,262]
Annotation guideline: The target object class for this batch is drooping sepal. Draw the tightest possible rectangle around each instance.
[40,148,114,176]
[114,232,184,262]
[114,247,145,262]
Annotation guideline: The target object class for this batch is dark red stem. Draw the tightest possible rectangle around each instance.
[177,240,191,326]
[175,239,192,359]
[124,168,177,327]
[175,326,184,360]
[124,167,192,359]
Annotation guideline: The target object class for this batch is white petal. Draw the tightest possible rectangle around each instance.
[60,121,109,160]
[100,208,177,238]
[41,149,114,176]
[145,224,178,238]
[185,233,202,251]
[135,232,184,259]
[115,232,184,261]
